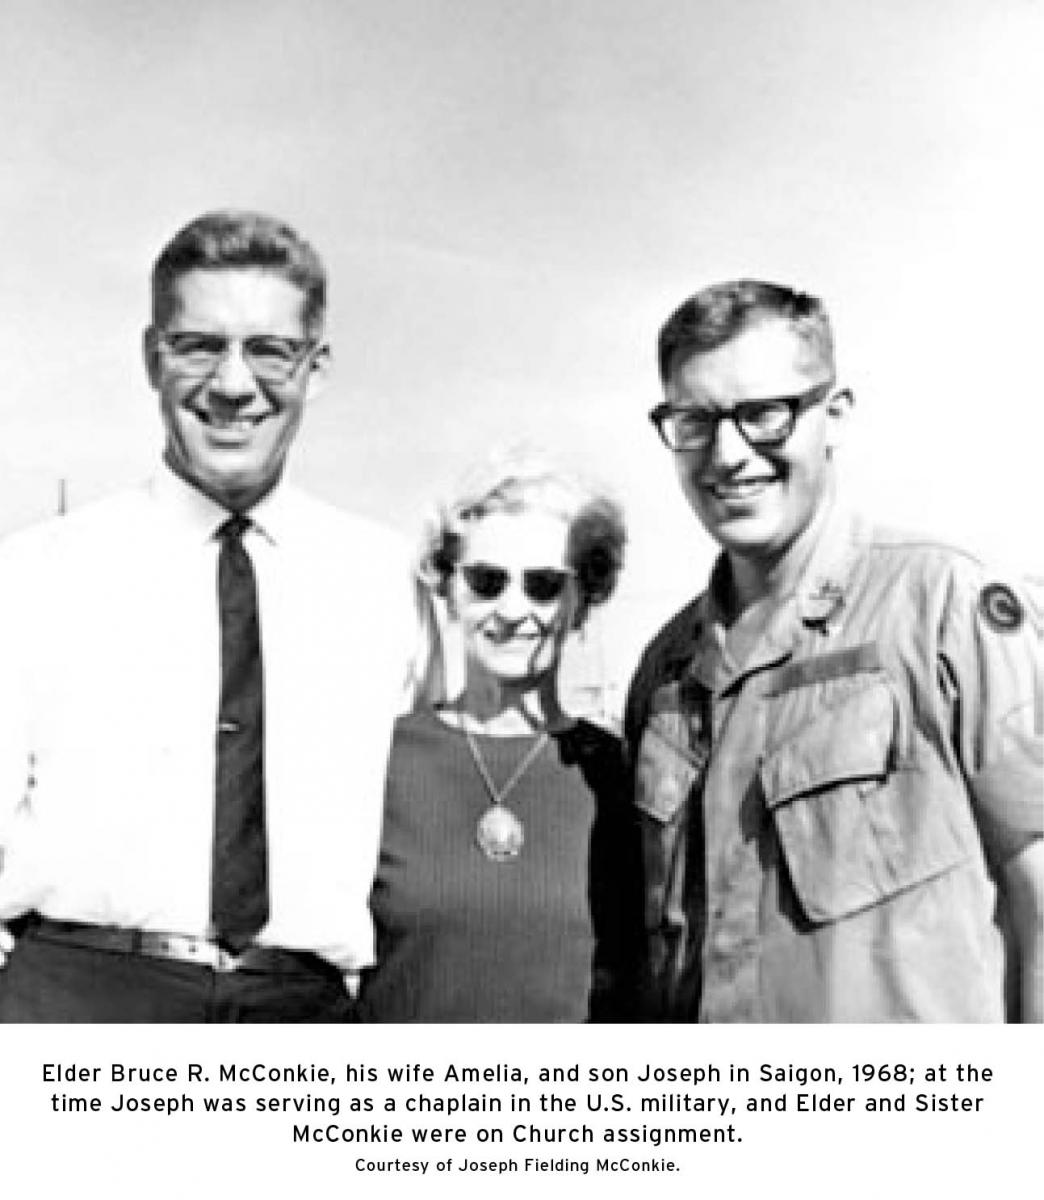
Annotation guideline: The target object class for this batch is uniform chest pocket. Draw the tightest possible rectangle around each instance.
[759,675,970,923]
[634,712,706,825]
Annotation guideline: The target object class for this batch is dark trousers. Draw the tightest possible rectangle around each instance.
[0,926,356,1023]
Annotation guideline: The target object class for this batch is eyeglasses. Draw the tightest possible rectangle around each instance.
[157,331,320,384]
[459,562,574,604]
[649,381,838,452]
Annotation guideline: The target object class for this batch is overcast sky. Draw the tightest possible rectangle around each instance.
[1,0,1040,684]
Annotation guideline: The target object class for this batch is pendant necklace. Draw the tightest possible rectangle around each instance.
[462,726,550,862]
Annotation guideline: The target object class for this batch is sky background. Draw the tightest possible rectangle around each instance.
[0,0,1040,694]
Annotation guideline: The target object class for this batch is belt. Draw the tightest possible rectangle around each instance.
[28,917,339,978]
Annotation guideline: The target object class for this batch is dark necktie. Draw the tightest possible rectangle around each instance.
[210,513,269,952]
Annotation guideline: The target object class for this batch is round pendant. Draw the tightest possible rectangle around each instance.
[476,804,525,862]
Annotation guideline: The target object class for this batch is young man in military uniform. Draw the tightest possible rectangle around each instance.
[626,279,1042,1022]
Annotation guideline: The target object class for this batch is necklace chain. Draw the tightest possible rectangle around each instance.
[462,728,550,807]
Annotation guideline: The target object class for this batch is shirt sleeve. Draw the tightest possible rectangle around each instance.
[0,544,34,857]
[938,561,1044,865]
[402,573,446,713]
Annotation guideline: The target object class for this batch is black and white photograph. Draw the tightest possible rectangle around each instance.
[0,0,1040,1194]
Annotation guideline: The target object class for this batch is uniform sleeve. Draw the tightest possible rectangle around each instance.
[938,564,1043,865]
[571,727,644,1022]
[622,615,706,1021]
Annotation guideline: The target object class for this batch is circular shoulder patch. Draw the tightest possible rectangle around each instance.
[978,582,1024,633]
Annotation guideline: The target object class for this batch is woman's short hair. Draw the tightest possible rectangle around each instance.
[419,448,626,627]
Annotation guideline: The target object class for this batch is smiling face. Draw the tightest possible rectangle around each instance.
[665,318,849,570]
[448,509,578,689]
[144,267,326,512]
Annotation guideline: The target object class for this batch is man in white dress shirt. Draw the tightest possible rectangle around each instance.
[0,210,417,1021]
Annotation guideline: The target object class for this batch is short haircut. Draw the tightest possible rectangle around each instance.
[657,279,835,384]
[150,209,326,333]
[420,447,626,627]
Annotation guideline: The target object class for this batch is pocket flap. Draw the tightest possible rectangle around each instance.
[759,675,969,923]
[634,717,706,824]
[760,676,894,808]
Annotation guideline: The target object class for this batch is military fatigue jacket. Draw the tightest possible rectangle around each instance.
[625,506,1042,1022]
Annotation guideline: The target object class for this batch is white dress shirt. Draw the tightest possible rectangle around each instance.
[0,467,417,970]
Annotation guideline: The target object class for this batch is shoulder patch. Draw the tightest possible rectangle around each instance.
[978,582,1024,633]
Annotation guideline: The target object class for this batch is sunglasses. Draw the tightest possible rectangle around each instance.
[459,562,574,604]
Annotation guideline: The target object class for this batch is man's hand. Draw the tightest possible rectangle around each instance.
[0,923,13,968]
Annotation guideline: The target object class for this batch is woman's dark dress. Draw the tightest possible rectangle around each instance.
[358,707,641,1022]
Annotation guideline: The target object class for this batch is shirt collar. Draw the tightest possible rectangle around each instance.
[700,495,866,627]
[792,497,867,629]
[689,496,867,692]
[150,463,294,546]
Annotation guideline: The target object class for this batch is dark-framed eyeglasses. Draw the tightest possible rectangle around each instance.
[459,562,575,605]
[649,381,840,452]
[157,331,320,384]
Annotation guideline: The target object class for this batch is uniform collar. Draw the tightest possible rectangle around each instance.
[150,462,294,547]
[689,497,867,694]
[792,498,868,629]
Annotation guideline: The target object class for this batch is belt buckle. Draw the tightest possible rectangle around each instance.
[196,921,244,969]
[212,945,241,973]
[168,932,241,972]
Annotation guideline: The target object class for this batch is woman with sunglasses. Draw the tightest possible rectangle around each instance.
[357,452,640,1022]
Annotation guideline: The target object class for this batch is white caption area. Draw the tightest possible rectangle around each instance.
[1,1023,1037,1199]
